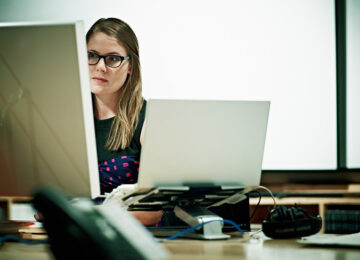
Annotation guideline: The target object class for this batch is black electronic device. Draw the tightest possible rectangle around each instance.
[32,186,168,260]
[124,186,251,237]
[262,205,322,239]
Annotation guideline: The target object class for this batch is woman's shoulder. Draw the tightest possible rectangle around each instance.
[141,99,147,112]
[139,99,147,121]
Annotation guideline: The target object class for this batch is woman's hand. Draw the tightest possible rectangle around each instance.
[129,210,163,226]
[34,212,44,222]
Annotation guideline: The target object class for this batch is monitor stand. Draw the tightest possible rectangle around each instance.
[174,205,230,240]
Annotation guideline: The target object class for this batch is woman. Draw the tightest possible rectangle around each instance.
[87,18,143,194]
[86,18,162,226]
[35,18,161,226]
[36,18,239,229]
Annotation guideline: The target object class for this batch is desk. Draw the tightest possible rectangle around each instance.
[1,234,360,260]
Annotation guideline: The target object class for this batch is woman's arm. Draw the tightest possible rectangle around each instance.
[35,207,163,227]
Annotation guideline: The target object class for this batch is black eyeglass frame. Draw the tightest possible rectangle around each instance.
[87,51,130,68]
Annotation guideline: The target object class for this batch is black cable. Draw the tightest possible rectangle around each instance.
[250,190,262,221]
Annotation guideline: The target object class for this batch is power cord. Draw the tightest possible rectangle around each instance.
[249,190,261,221]
[255,185,277,210]
[247,185,277,239]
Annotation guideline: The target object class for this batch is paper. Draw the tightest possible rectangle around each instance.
[298,232,360,247]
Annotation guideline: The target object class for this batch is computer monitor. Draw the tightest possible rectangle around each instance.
[0,21,100,198]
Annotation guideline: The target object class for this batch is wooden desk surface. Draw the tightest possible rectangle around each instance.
[1,234,360,260]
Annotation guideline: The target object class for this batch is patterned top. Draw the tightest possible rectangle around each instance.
[95,100,146,194]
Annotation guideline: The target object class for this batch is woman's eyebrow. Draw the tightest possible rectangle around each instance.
[87,50,122,56]
[106,52,122,56]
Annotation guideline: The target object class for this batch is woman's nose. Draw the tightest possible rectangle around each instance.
[95,57,107,71]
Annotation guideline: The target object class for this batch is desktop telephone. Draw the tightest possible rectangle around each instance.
[32,186,168,260]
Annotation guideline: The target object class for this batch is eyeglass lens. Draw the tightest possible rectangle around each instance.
[88,52,123,68]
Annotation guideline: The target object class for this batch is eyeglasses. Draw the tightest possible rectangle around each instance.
[87,51,130,68]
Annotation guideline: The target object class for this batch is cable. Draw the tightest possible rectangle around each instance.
[246,185,277,237]
[0,235,49,245]
[234,185,277,210]
[161,185,276,241]
[162,219,244,241]
[255,185,277,210]
[249,190,261,221]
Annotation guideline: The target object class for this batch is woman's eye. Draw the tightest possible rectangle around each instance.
[109,56,120,62]
[88,52,97,58]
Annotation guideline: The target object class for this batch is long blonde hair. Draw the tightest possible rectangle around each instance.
[87,18,143,150]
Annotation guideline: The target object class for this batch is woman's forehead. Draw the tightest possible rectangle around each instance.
[87,32,127,55]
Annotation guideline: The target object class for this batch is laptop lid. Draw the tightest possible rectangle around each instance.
[0,21,100,198]
[138,99,270,189]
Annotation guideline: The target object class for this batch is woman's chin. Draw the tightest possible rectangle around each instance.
[90,85,108,95]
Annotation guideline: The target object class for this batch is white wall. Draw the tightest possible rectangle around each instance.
[347,0,360,168]
[0,0,338,170]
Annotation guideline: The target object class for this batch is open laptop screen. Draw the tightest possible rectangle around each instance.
[138,99,270,189]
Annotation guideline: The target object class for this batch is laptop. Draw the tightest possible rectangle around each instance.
[124,99,270,202]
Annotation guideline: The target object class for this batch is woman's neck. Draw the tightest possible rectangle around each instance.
[93,93,120,120]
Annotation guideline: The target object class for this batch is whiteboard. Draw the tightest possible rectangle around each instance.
[0,0,337,170]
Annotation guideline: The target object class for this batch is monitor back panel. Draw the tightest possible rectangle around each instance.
[0,22,99,197]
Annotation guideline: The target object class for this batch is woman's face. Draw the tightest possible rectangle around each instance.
[87,32,130,96]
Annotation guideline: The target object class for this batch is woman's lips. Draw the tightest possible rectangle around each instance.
[92,77,108,83]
